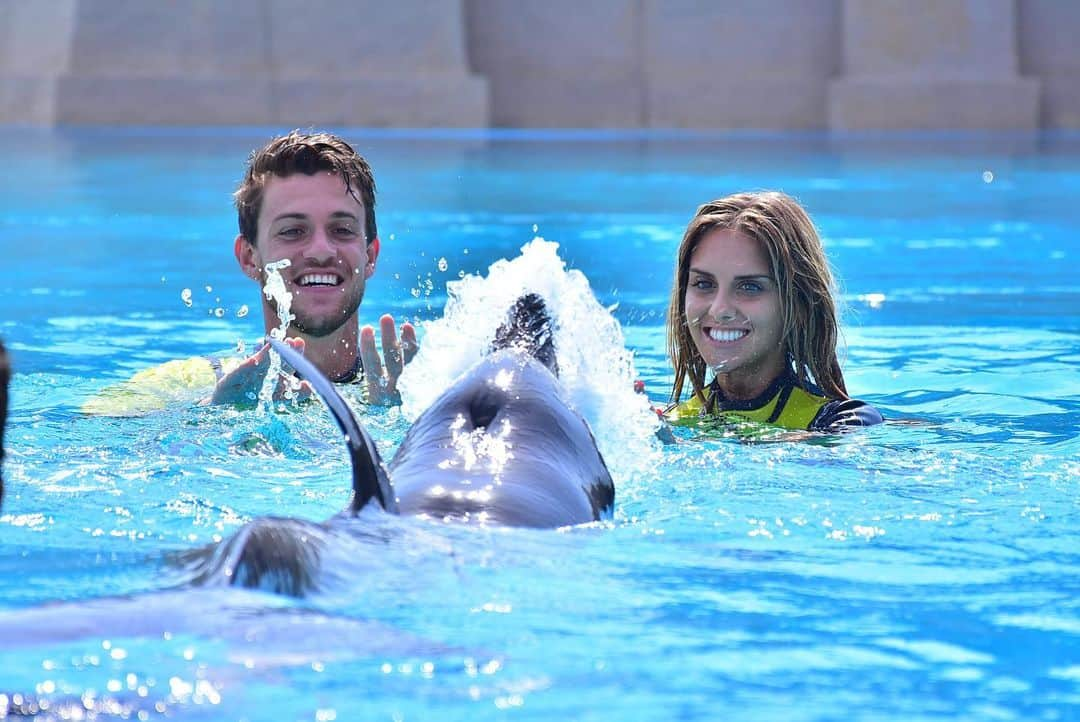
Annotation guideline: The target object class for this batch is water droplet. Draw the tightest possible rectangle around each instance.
[236,304,249,318]
[181,288,193,307]
[411,287,421,298]
[982,171,994,183]
[205,285,213,293]
[437,257,448,272]
[532,224,538,233]
[463,248,469,255]
[214,308,224,318]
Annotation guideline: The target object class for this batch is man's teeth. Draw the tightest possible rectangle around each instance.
[298,273,339,286]
[708,329,748,342]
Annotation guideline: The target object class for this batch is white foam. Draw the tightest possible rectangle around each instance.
[399,237,660,480]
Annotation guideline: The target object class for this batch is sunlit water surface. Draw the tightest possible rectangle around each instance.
[0,129,1078,721]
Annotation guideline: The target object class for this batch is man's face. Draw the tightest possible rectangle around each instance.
[237,172,378,337]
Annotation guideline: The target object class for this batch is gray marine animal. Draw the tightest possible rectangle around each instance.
[186,294,614,596]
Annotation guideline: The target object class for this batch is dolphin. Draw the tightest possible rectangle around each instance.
[1,339,9,509]
[184,294,614,595]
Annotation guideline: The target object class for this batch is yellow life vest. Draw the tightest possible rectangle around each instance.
[665,376,833,432]
[82,356,242,417]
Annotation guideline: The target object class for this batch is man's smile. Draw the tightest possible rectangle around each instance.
[296,272,343,287]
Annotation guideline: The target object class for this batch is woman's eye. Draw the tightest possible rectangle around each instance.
[738,281,763,293]
[690,278,714,290]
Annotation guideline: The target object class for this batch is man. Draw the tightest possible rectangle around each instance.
[83,131,415,415]
[209,130,416,406]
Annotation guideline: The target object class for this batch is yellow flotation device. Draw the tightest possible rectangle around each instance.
[82,356,241,417]
[665,380,832,432]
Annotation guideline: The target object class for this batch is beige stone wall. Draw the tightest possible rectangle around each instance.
[1,0,1077,129]
[0,0,488,126]
[465,0,841,129]
[1018,0,1080,128]
[828,0,1039,130]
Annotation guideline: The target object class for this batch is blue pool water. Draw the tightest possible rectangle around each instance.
[1,128,1078,721]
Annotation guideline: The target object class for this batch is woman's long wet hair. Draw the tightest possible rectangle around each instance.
[665,191,848,407]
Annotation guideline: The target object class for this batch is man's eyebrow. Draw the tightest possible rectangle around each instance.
[270,211,361,223]
[270,212,308,224]
[328,211,361,221]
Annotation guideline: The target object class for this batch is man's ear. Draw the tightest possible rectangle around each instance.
[235,234,261,281]
[364,236,381,279]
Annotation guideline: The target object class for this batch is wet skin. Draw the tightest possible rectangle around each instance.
[213,172,416,405]
[684,229,786,400]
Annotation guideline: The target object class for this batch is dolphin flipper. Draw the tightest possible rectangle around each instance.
[491,293,558,376]
[268,339,398,514]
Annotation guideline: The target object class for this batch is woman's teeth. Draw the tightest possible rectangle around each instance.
[708,328,748,342]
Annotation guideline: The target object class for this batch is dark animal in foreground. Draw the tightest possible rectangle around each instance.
[187,294,614,595]
[1,339,9,509]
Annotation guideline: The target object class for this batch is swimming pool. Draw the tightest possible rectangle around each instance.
[1,128,1078,721]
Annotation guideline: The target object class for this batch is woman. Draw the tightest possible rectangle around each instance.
[665,191,881,432]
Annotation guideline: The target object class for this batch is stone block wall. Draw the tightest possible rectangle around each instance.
[1,0,1077,129]
[0,0,488,126]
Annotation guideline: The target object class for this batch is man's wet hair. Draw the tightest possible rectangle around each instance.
[234,130,378,244]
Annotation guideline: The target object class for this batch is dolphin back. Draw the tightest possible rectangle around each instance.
[269,339,397,514]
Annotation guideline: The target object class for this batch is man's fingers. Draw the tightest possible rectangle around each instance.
[272,377,314,403]
[379,314,404,378]
[400,322,418,366]
[360,325,384,395]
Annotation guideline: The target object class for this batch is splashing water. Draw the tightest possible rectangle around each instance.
[259,259,296,405]
[261,259,294,341]
[398,237,661,480]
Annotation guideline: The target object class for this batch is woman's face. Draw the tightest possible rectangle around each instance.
[683,228,786,399]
